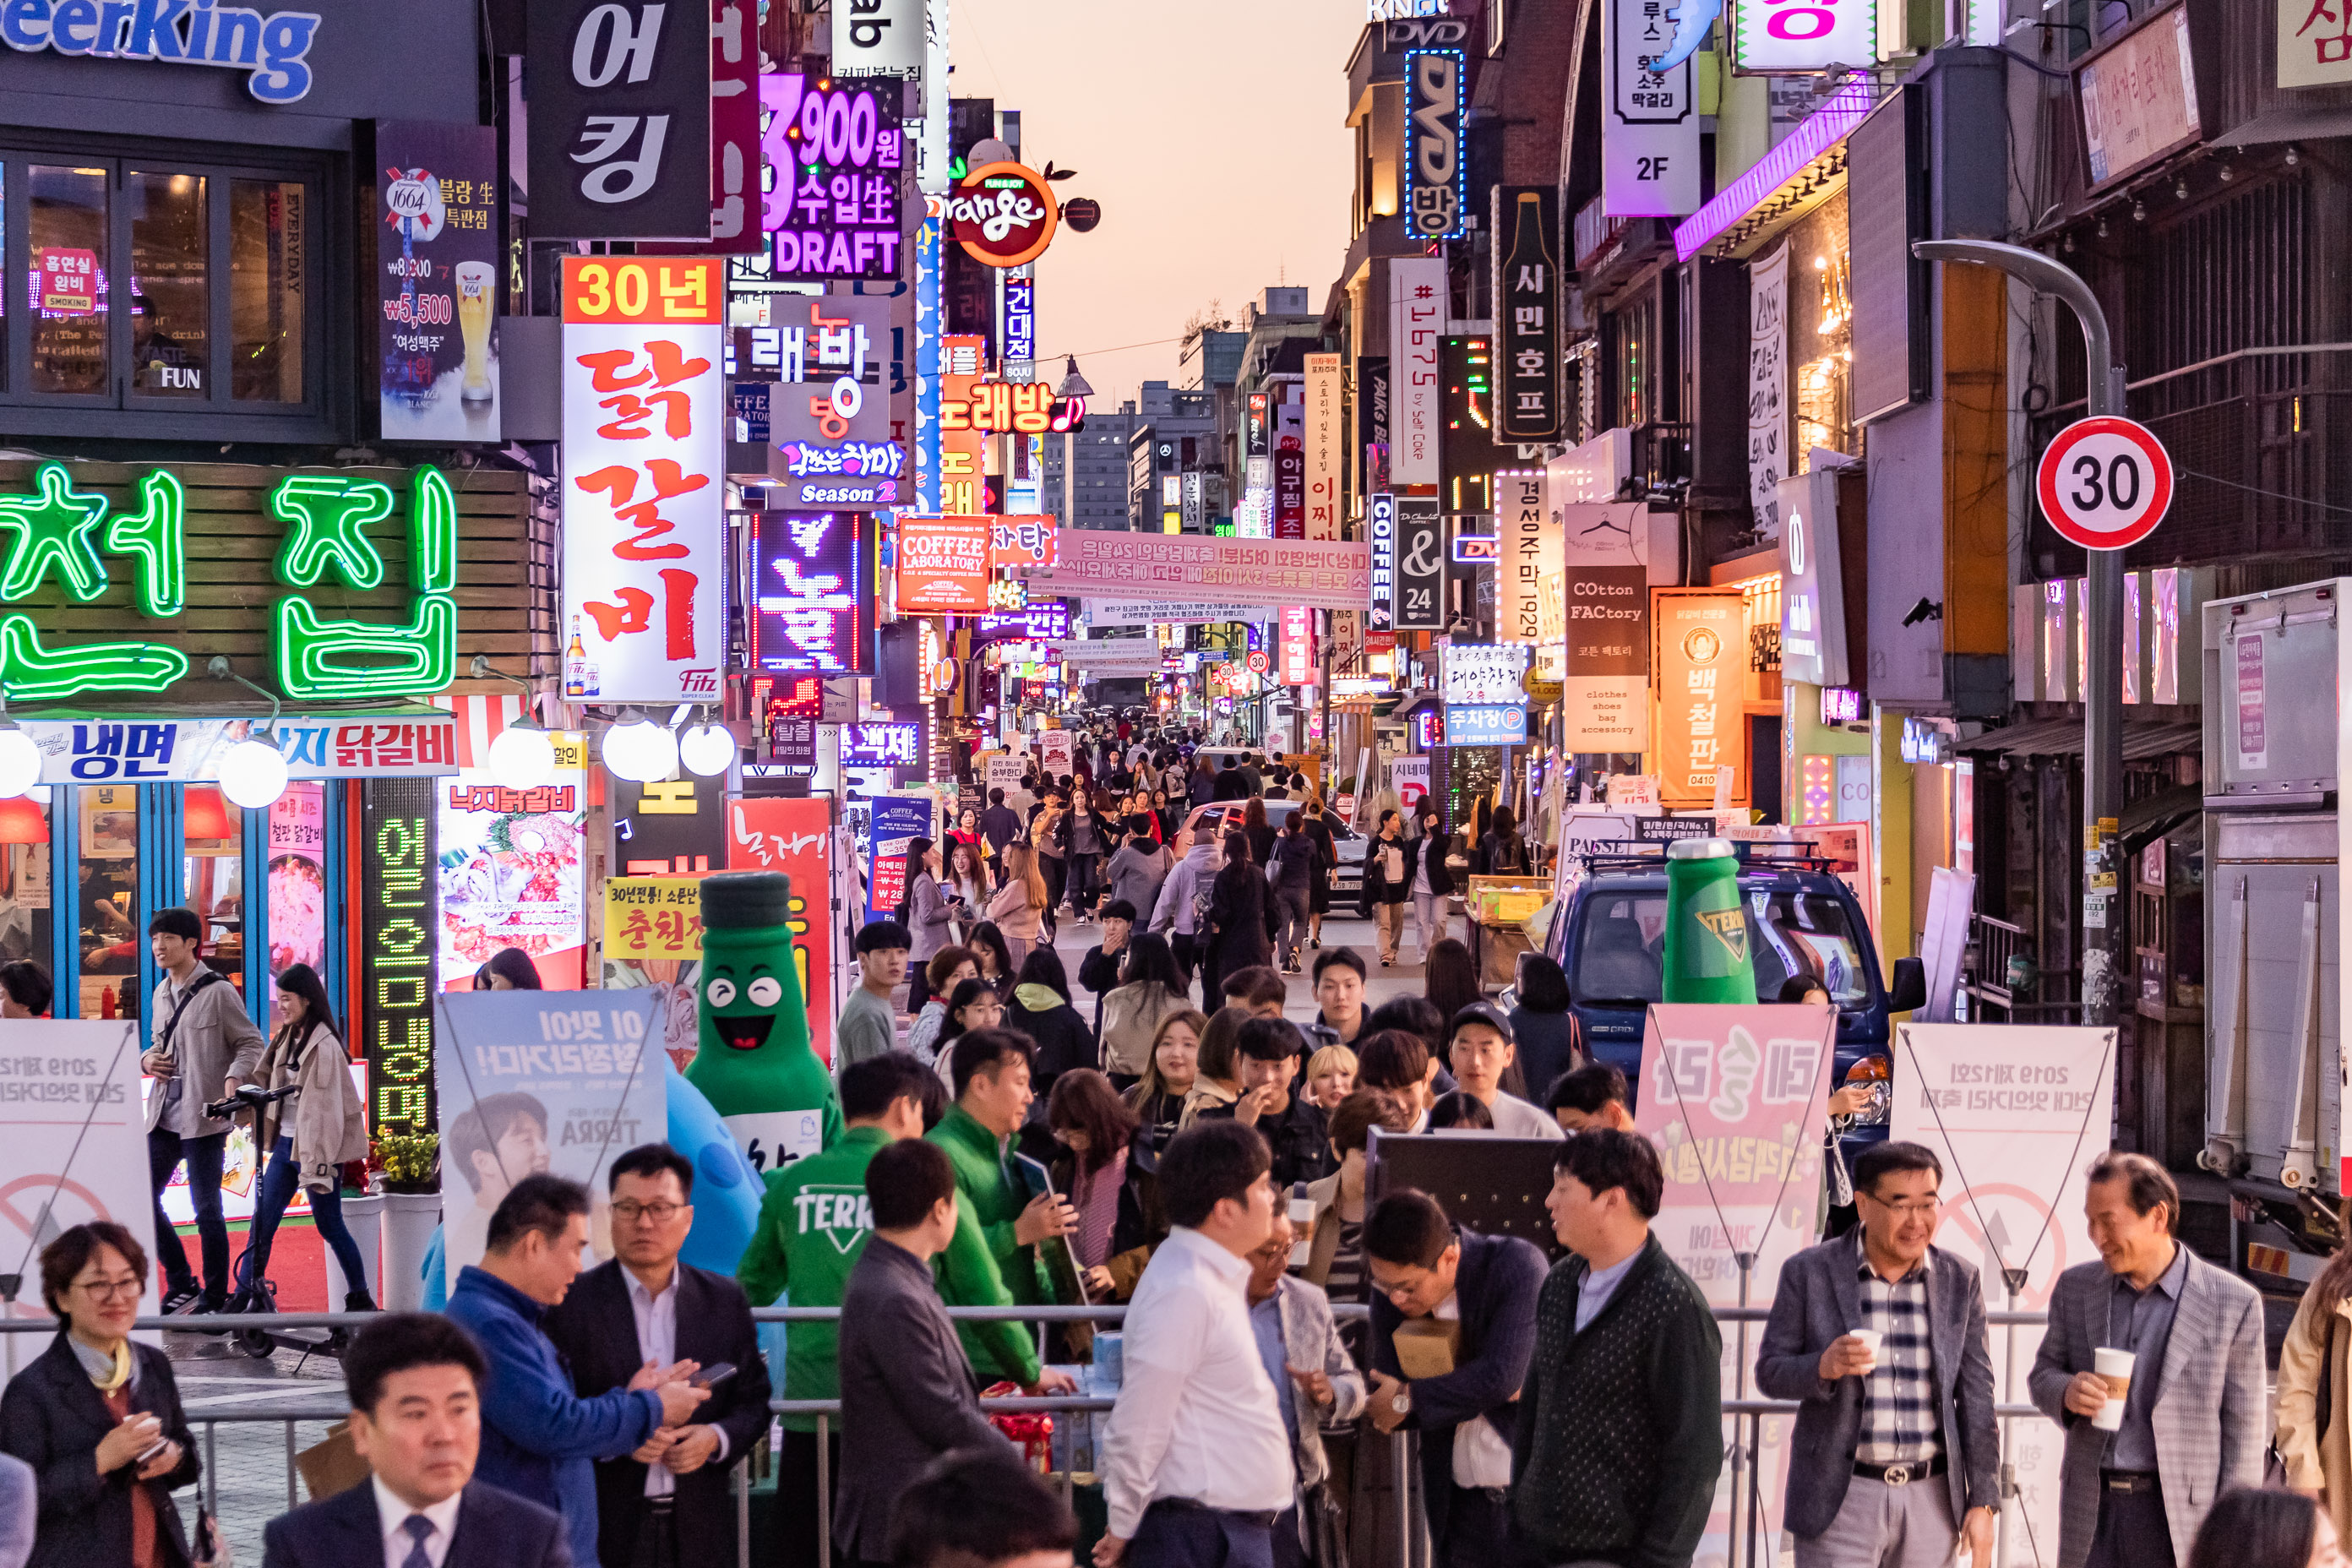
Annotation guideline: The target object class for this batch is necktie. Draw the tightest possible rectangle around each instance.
[401,1514,435,1568]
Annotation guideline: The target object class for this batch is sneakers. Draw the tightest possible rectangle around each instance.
[1310,938,1321,950]
[161,1285,202,1316]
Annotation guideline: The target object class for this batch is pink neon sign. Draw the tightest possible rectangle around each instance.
[1673,80,1876,263]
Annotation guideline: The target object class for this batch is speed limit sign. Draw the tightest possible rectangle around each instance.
[2036,416,2174,551]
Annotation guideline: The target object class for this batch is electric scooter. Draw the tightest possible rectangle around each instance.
[203,1084,346,1362]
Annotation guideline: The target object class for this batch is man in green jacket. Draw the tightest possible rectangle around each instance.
[738,1052,934,1568]
[930,1029,1080,1395]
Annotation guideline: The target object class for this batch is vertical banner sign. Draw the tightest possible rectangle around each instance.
[1637,1003,1833,1565]
[1360,357,1391,496]
[1275,445,1306,540]
[1304,353,1344,540]
[1281,605,1317,688]
[561,256,726,703]
[834,0,924,74]
[1493,187,1560,441]
[362,776,438,1141]
[1004,270,1037,368]
[1390,259,1445,487]
[1368,493,1398,635]
[1894,1023,2115,1568]
[1498,470,1550,645]
[700,0,762,253]
[1564,499,1652,753]
[750,512,866,674]
[865,796,934,921]
[1402,49,1467,242]
[1603,0,1702,218]
[1654,589,1745,805]
[378,122,500,443]
[1394,497,1446,632]
[1749,244,1790,536]
[1,1020,158,1326]
[528,0,712,240]
[726,796,838,1071]
[435,989,662,1292]
[759,75,910,280]
[1777,466,1850,687]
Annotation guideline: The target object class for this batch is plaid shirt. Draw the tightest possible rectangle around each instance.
[1855,1240,1941,1466]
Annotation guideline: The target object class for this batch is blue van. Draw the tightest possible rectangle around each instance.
[1541,842,1926,1159]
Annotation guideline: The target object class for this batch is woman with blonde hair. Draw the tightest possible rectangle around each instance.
[988,840,1048,968]
[1303,1043,1358,1108]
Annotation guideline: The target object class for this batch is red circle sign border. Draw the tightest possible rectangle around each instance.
[2035,414,2175,553]
[952,161,1059,270]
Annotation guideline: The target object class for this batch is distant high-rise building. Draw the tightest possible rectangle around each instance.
[1064,400,1139,530]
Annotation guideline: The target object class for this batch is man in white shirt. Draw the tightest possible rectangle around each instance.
[1444,1005,1564,1141]
[1096,1120,1294,1568]
[260,1313,571,1568]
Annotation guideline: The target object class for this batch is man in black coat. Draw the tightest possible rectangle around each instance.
[835,1138,1011,1568]
[1364,1190,1548,1568]
[264,1312,571,1568]
[543,1145,772,1568]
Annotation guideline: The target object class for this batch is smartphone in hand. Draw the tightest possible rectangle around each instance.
[688,1363,737,1390]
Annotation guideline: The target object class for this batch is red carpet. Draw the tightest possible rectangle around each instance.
[159,1218,329,1309]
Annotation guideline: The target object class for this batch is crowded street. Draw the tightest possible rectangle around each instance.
[3,3,2352,1568]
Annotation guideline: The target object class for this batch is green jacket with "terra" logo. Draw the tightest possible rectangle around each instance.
[737,1124,889,1431]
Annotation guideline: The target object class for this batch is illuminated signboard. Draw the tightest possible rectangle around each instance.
[1444,643,1529,704]
[1368,493,1396,634]
[560,256,725,704]
[751,510,865,674]
[0,460,463,700]
[749,296,893,444]
[759,75,908,280]
[1281,605,1316,686]
[942,377,1084,435]
[947,161,1060,268]
[361,776,437,1140]
[1444,703,1528,746]
[895,515,991,612]
[1403,49,1467,242]
[988,515,1057,568]
[939,334,986,516]
[974,603,1072,643]
[1820,685,1863,726]
[1451,526,1499,564]
[841,721,921,769]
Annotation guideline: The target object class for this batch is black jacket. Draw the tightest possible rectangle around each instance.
[1196,1090,1332,1188]
[1370,1230,1546,1554]
[1212,768,1250,800]
[1008,993,1098,1092]
[1360,832,1451,908]
[542,1260,774,1568]
[1511,1235,1723,1568]
[1473,831,1533,877]
[1206,861,1275,970]
[1077,943,1124,1033]
[1244,821,1277,867]
[834,1238,1005,1561]
[1,1333,202,1568]
[1266,831,1324,894]
[264,1478,570,1568]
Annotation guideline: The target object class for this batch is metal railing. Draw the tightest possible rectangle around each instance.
[0,1302,2072,1568]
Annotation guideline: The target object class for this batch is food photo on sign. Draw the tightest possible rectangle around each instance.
[435,724,589,992]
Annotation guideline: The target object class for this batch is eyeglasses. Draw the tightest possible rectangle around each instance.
[1859,1195,1942,1220]
[612,1201,685,1224]
[74,1277,144,1301]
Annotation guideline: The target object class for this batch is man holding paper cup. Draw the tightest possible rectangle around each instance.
[2028,1152,2266,1568]
[1756,1141,2000,1567]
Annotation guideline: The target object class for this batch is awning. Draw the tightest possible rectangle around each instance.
[2212,108,2352,150]
[1958,716,2204,761]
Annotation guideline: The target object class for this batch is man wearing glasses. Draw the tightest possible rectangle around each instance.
[1756,1141,2001,1568]
[546,1144,772,1568]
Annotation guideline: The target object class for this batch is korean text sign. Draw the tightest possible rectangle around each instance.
[865,796,933,922]
[751,510,865,675]
[527,0,711,240]
[1033,532,1371,613]
[760,74,909,280]
[896,515,993,612]
[378,121,501,444]
[562,257,725,704]
[603,876,705,962]
[1636,1002,1833,1561]
[1653,588,1745,806]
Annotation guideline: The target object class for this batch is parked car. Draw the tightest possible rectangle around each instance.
[1182,800,1367,898]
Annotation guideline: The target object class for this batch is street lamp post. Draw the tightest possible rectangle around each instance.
[1912,238,2127,1032]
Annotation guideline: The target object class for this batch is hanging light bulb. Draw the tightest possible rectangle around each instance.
[678,720,736,778]
[602,712,677,782]
[0,724,40,800]
[219,733,290,809]
[487,722,556,790]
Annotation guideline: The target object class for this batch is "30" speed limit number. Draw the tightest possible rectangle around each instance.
[2035,415,2175,552]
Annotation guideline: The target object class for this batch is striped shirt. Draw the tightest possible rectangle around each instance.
[1854,1242,1941,1466]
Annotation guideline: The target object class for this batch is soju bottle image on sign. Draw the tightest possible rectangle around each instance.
[1661,837,1756,1005]
[683,871,843,1177]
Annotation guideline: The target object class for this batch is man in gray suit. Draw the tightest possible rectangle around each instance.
[2028,1152,2264,1568]
[835,1137,1010,1568]
[1758,1141,1999,1567]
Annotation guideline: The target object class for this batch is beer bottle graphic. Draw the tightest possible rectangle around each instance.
[564,616,599,700]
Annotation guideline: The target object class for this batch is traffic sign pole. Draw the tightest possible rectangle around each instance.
[1916,240,2129,1048]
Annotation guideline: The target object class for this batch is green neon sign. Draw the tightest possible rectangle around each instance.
[0,462,459,701]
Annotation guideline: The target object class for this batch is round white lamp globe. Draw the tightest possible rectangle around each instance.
[487,724,556,791]
[219,737,291,809]
[678,722,736,778]
[603,716,677,783]
[0,727,38,799]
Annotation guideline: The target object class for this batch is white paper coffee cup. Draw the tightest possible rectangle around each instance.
[1849,1328,1883,1371]
[2091,1348,2135,1430]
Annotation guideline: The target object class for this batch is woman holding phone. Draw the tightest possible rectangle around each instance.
[0,1222,202,1568]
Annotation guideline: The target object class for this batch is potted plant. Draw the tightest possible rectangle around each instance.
[371,1135,440,1311]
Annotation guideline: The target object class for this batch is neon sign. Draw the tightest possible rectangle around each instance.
[0,462,458,700]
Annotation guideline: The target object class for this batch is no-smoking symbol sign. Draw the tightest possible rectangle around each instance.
[2036,415,2174,552]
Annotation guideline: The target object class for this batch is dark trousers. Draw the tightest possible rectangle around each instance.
[2087,1478,2175,1568]
[1068,851,1101,912]
[1440,1485,1540,1568]
[1271,1506,1303,1568]
[629,1497,678,1568]
[906,965,934,1017]
[148,1127,228,1302]
[777,1428,841,1568]
[1130,1502,1275,1568]
[1173,932,1198,989]
[248,1135,371,1300]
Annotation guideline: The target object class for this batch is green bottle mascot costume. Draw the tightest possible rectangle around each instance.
[1661,836,1757,1004]
[684,871,843,1177]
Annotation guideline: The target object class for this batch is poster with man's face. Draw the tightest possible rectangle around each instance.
[433,989,662,1294]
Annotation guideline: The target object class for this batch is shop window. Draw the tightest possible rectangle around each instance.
[77,785,139,1020]
[0,789,52,976]
[182,786,243,997]
[3,146,322,422]
[1792,193,1857,469]
[266,781,328,1028]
